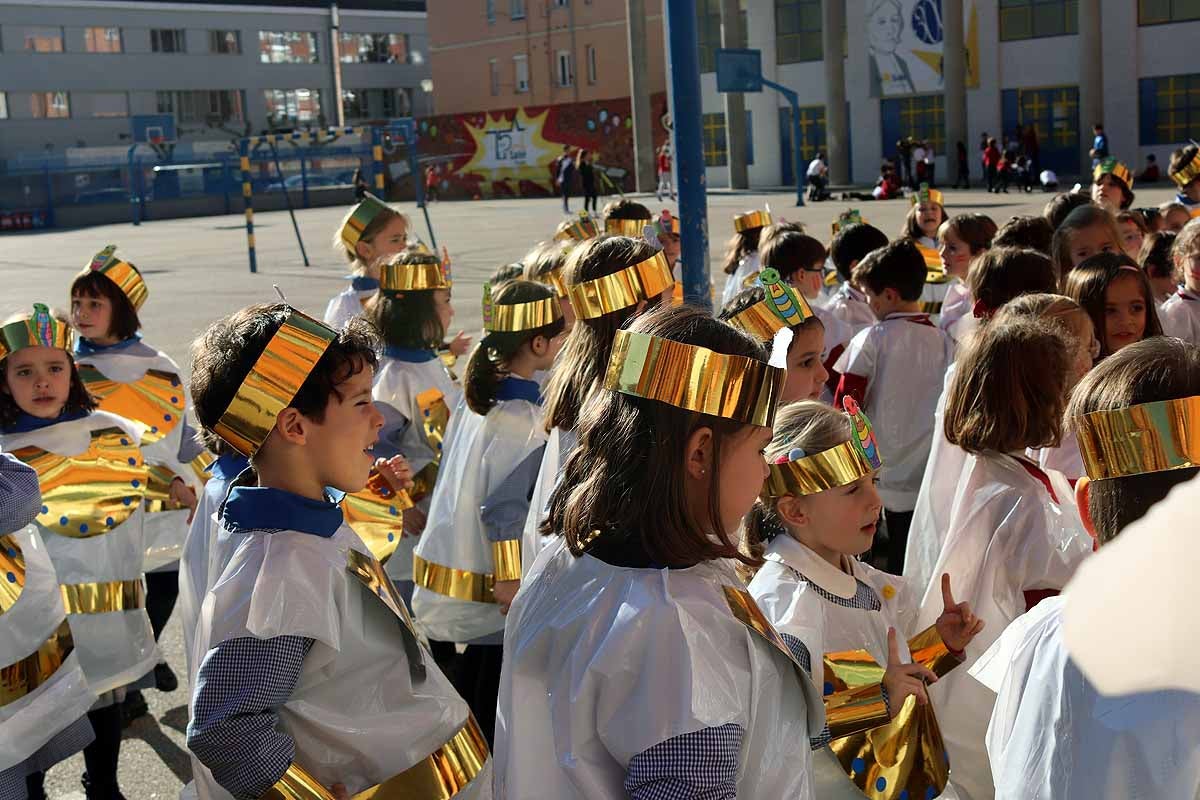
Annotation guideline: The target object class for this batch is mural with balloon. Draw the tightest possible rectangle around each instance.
[865,0,980,97]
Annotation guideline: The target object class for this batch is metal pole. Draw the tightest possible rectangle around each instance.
[665,0,711,310]
[127,144,141,226]
[239,138,257,273]
[822,0,849,185]
[43,164,55,229]
[719,0,748,190]
[330,3,346,127]
[625,0,656,193]
[763,78,805,206]
[268,138,310,266]
[371,126,386,194]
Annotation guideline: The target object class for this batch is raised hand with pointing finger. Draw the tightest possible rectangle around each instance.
[882,627,940,712]
[935,572,985,655]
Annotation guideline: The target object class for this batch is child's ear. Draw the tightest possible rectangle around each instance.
[684,426,714,482]
[1074,476,1098,545]
[355,239,373,263]
[776,495,810,529]
[273,407,310,447]
[529,334,549,357]
[885,287,902,304]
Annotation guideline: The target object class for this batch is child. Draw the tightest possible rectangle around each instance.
[0,449,97,800]
[643,210,684,302]
[993,214,1054,255]
[972,336,1200,799]
[495,304,825,798]
[935,212,997,333]
[525,237,672,570]
[720,270,828,405]
[602,198,652,237]
[1090,157,1135,213]
[70,246,204,708]
[1168,143,1200,217]
[1043,191,1091,231]
[185,306,489,799]
[901,183,947,272]
[1159,200,1192,233]
[1064,252,1163,358]
[914,315,1092,800]
[0,304,156,800]
[721,209,773,307]
[1138,229,1180,306]
[323,194,409,330]
[904,253,1060,597]
[1157,219,1200,342]
[522,239,576,328]
[827,221,889,332]
[411,280,565,744]
[834,239,954,574]
[1049,205,1122,286]
[747,399,984,800]
[1115,209,1148,260]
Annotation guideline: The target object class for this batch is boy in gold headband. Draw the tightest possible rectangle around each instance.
[324,194,410,331]
[185,306,490,800]
[1169,144,1200,218]
[972,336,1200,800]
[1090,157,1135,213]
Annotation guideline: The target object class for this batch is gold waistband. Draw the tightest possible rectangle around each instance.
[60,578,145,614]
[412,555,496,603]
[264,716,490,800]
[0,618,74,707]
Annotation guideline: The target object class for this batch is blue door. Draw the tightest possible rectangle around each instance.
[1001,86,1080,176]
[780,104,844,185]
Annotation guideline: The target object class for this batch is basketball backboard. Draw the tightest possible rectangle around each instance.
[131,114,178,145]
[715,49,764,93]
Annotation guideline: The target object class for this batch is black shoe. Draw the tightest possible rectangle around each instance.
[82,772,128,800]
[154,662,178,692]
[121,690,148,727]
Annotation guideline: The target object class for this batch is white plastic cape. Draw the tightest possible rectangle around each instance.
[0,412,157,695]
[519,426,577,576]
[192,522,490,799]
[76,343,205,571]
[826,283,878,333]
[412,397,547,642]
[971,596,1200,799]
[938,279,973,336]
[1158,289,1200,344]
[721,252,761,308]
[495,539,825,799]
[914,453,1091,800]
[0,526,97,771]
[372,354,461,583]
[323,285,370,331]
[1034,428,1085,483]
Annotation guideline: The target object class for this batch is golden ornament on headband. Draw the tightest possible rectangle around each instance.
[1075,395,1200,480]
[734,209,772,233]
[912,183,944,207]
[605,217,650,237]
[379,247,449,292]
[80,245,148,311]
[485,293,563,333]
[1171,150,1200,189]
[569,251,675,320]
[556,213,600,242]
[340,193,393,252]
[831,209,865,237]
[604,329,783,427]
[1094,157,1134,190]
[727,269,814,342]
[0,304,73,362]
[212,309,337,457]
[764,397,884,496]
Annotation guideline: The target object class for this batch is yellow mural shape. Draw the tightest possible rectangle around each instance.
[458,108,559,187]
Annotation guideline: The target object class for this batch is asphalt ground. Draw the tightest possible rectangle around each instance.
[3,180,1182,798]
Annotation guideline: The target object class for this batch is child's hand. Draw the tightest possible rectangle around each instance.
[331,783,350,800]
[169,477,198,523]
[374,456,414,493]
[494,579,520,615]
[401,504,428,537]
[935,573,985,654]
[882,627,938,713]
[448,330,472,357]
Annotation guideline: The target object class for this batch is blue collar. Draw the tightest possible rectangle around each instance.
[384,345,438,363]
[1177,193,1200,208]
[495,376,542,405]
[220,485,344,538]
[207,453,251,482]
[350,276,380,292]
[74,333,142,357]
[4,409,88,434]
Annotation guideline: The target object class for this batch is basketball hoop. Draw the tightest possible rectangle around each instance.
[149,135,165,147]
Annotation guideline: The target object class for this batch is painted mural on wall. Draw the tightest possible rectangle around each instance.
[384,94,670,201]
[866,0,980,97]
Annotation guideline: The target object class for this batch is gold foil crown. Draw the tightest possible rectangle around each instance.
[212,309,338,456]
[1094,158,1133,190]
[734,209,772,233]
[832,209,865,237]
[1075,396,1200,480]
[604,329,783,427]
[340,194,392,251]
[912,183,945,207]
[556,214,600,242]
[569,251,675,320]
[0,304,73,362]
[1171,150,1200,189]
[80,245,148,311]
[380,247,449,292]
[484,291,563,333]
[605,217,652,237]
[727,269,815,342]
[764,397,884,496]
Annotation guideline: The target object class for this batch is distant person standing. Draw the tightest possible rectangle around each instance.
[556,146,576,213]
[1023,124,1041,177]
[656,144,675,201]
[424,163,439,202]
[983,137,1002,193]
[924,140,936,187]
[577,148,598,213]
[955,140,970,188]
[913,139,928,186]
[1089,123,1110,167]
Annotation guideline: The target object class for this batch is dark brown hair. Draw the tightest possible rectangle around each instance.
[332,204,406,264]
[1116,209,1148,235]
[489,262,525,286]
[759,231,827,283]
[522,240,570,284]
[722,227,763,275]
[602,198,652,221]
[365,288,446,351]
[830,223,888,281]
[1067,337,1200,543]
[757,220,806,254]
[853,239,926,301]
[967,246,1059,317]
[1051,205,1123,287]
[1043,191,1091,230]
[993,215,1054,254]
[1064,252,1163,358]
[0,322,97,430]
[944,315,1072,454]
[70,271,141,341]
[464,280,565,416]
[542,236,661,432]
[1139,230,1177,281]
[940,212,997,254]
[544,304,769,569]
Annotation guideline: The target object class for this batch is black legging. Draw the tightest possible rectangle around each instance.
[452,643,503,747]
[26,704,124,799]
[145,570,178,642]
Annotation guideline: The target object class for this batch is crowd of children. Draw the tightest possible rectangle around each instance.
[3,147,1200,800]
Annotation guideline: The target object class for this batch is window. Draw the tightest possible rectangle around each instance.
[702,111,755,167]
[514,54,530,92]
[775,0,822,64]
[490,59,500,95]
[697,0,747,73]
[151,28,187,53]
[881,94,945,155]
[0,93,8,120]
[1140,73,1200,145]
[31,92,70,119]
[487,0,496,22]
[85,27,122,53]
[156,90,245,123]
[1139,0,1200,24]
[557,50,573,87]
[999,0,1078,41]
[339,32,408,63]
[264,89,321,126]
[586,44,597,84]
[79,92,129,117]
[511,0,526,19]
[210,30,241,54]
[258,31,318,64]
[342,88,410,120]
[22,27,64,52]
[554,0,569,6]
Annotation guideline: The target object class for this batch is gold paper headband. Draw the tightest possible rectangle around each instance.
[79,245,148,311]
[212,310,337,456]
[569,252,675,320]
[545,269,569,298]
[486,296,563,333]
[1172,151,1200,189]
[605,217,651,237]
[727,269,815,342]
[556,215,600,242]
[380,254,449,292]
[1094,158,1133,190]
[734,210,772,233]
[340,194,392,251]
[604,329,783,427]
[764,398,884,496]
[0,304,73,362]
[911,184,944,207]
[1075,396,1200,480]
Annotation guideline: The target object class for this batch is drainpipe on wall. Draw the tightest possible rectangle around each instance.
[330,2,346,126]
